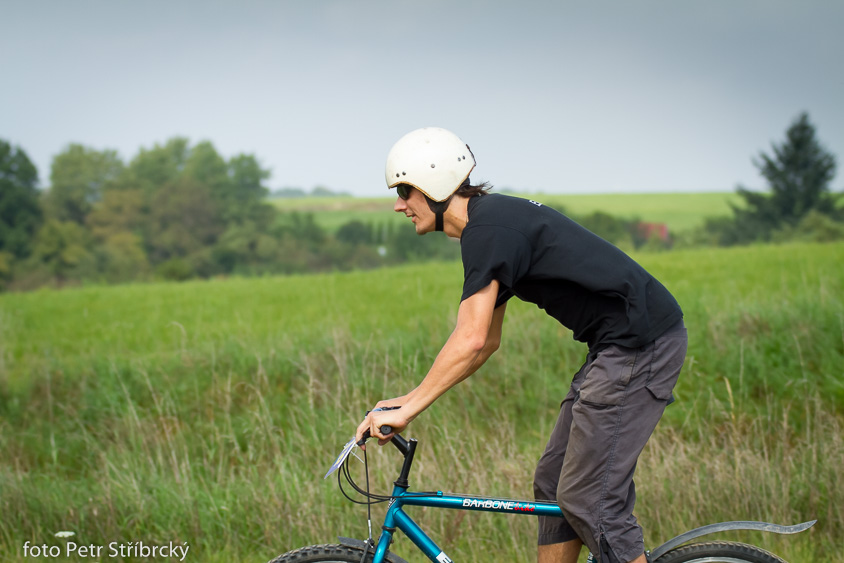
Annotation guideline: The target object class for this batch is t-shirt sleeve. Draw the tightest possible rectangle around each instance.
[460,224,531,304]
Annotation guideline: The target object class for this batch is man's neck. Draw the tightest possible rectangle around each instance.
[442,195,471,239]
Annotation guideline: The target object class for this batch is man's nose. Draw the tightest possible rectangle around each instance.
[394,197,407,212]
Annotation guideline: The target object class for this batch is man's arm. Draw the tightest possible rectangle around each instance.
[357,280,505,445]
[467,298,506,375]
[370,299,506,414]
[373,298,506,410]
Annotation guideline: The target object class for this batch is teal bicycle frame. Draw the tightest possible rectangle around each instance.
[342,431,815,563]
[342,432,557,563]
[373,486,561,562]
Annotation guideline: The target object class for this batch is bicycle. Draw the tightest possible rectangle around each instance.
[271,426,815,563]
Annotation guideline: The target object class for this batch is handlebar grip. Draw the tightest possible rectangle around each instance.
[356,425,395,446]
[357,406,401,445]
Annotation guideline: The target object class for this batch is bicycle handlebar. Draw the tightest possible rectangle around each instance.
[356,425,393,446]
[356,406,402,446]
[350,407,416,486]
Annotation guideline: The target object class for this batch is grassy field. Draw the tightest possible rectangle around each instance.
[271,191,742,234]
[1,242,842,562]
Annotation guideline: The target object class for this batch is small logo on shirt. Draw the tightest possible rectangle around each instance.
[528,200,543,207]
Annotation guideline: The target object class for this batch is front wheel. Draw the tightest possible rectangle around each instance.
[269,543,405,563]
[653,541,787,563]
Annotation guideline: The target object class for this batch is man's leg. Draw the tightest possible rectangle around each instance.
[557,322,687,562]
[534,360,592,561]
[537,539,582,563]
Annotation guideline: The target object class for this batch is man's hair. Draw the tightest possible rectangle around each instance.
[425,179,492,215]
[454,180,493,198]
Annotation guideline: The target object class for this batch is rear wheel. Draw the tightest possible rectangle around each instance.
[269,543,403,563]
[653,541,787,563]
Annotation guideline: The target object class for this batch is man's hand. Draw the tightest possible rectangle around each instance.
[355,406,411,449]
[374,394,410,410]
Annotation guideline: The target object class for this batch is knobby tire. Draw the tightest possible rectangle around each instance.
[269,543,403,563]
[654,541,787,563]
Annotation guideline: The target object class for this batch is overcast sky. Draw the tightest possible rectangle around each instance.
[2,0,842,196]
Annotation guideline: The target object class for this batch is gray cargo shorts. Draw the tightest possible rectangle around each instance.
[534,320,687,563]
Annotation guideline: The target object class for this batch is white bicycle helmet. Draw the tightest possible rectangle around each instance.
[385,127,475,202]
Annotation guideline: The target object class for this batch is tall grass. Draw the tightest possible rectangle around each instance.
[0,242,841,562]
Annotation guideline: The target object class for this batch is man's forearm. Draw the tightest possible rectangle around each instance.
[399,328,486,420]
[396,339,496,419]
[401,301,504,419]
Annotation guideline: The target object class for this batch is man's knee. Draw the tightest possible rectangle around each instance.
[555,478,602,540]
[555,484,579,521]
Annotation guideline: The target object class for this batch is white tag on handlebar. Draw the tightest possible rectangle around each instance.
[324,437,358,479]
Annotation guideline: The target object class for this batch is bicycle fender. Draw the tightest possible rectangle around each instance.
[649,520,816,561]
[338,537,409,563]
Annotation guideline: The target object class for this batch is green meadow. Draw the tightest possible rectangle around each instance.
[271,192,742,234]
[1,242,842,562]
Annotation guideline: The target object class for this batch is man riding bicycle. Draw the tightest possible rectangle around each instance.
[355,127,687,563]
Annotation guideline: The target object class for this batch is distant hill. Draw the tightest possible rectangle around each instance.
[271,186,352,198]
[270,191,742,233]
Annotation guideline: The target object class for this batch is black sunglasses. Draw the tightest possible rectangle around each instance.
[396,184,413,200]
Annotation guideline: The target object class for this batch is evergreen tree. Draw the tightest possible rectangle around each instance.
[733,112,839,240]
[0,139,42,259]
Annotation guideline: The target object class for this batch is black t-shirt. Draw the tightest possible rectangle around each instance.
[460,194,683,350]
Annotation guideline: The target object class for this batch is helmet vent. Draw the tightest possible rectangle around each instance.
[430,163,436,168]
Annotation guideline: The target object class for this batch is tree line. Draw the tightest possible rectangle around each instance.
[0,136,484,291]
[0,138,381,290]
[1,113,841,291]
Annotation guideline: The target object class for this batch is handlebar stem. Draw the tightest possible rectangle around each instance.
[389,434,410,456]
[393,437,417,489]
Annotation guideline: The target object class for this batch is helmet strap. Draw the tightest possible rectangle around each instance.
[426,195,453,232]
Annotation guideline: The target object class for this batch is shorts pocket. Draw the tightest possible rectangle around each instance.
[644,335,687,402]
[579,345,639,406]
